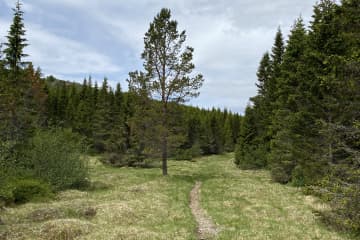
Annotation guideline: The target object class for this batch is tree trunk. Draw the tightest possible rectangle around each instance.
[162,134,168,176]
[162,103,168,176]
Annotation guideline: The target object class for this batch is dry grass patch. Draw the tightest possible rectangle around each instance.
[56,190,89,201]
[40,219,94,240]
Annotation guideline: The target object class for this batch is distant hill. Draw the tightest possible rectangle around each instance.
[44,75,82,90]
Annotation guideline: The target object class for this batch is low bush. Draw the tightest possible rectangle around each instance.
[12,179,53,204]
[25,129,89,191]
[191,143,203,158]
[174,149,193,160]
[291,165,305,187]
[101,151,148,168]
[305,166,360,235]
[270,165,292,184]
[0,177,14,205]
[0,176,53,205]
[101,152,128,167]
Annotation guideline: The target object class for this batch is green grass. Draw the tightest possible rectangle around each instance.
[0,154,355,239]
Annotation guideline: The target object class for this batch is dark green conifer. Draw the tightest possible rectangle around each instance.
[3,0,28,72]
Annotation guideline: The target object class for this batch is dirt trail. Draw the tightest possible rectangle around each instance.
[190,181,218,240]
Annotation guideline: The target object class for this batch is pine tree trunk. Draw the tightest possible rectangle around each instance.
[162,104,168,176]
[162,135,168,176]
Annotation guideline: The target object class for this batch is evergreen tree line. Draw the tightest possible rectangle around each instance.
[0,1,241,207]
[235,0,359,233]
[0,1,89,205]
[45,76,241,166]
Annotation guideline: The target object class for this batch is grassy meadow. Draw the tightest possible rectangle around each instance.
[0,154,355,240]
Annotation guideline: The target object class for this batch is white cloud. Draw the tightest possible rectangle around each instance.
[1,0,318,113]
[26,24,121,76]
[1,20,121,78]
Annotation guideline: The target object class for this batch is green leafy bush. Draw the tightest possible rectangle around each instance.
[25,129,89,191]
[12,179,53,203]
[0,175,14,205]
[0,175,53,205]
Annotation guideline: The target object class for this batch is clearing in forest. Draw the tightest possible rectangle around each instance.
[0,154,355,240]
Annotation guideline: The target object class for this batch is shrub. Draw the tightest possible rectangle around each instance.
[0,177,14,205]
[101,152,130,167]
[270,165,292,184]
[12,179,53,204]
[174,149,193,160]
[25,129,89,191]
[101,151,148,168]
[0,142,19,204]
[0,141,14,167]
[0,177,53,205]
[0,167,23,204]
[191,143,203,158]
[306,166,360,235]
[291,165,305,187]
[101,152,129,167]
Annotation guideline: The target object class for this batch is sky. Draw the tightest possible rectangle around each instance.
[0,0,317,113]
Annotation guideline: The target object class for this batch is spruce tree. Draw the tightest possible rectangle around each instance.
[65,82,79,127]
[74,78,93,137]
[1,0,32,143]
[223,115,234,152]
[269,18,311,184]
[271,28,285,81]
[92,78,112,152]
[256,52,271,96]
[254,52,273,145]
[4,0,28,72]
[236,0,359,231]
[107,83,126,156]
[235,105,266,169]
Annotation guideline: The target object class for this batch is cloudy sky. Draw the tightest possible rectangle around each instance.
[0,0,317,113]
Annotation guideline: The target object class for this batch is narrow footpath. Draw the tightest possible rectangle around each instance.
[190,181,219,240]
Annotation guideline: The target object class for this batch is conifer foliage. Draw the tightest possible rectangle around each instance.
[0,1,87,205]
[130,8,204,175]
[44,76,240,166]
[235,0,360,233]
[4,0,28,71]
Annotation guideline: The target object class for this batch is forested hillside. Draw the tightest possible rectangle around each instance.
[45,76,241,165]
[235,0,359,233]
